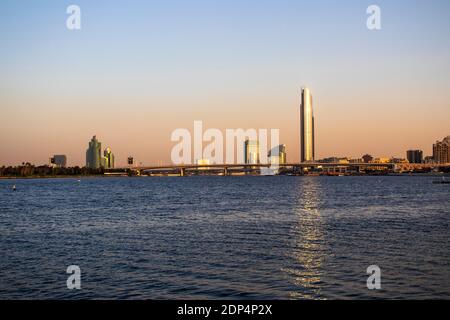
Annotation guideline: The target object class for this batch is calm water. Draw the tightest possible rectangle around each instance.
[0,176,449,299]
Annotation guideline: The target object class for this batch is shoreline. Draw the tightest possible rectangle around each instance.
[1,173,448,180]
[0,175,107,180]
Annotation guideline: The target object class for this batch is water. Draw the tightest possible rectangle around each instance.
[0,176,449,299]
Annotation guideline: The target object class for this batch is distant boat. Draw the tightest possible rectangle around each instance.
[433,177,450,184]
[12,185,16,191]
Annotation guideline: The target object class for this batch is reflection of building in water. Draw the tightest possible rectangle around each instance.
[285,178,326,299]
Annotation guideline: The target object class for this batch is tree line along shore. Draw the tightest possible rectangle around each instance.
[0,164,108,178]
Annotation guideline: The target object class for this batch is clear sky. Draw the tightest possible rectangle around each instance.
[1,0,449,166]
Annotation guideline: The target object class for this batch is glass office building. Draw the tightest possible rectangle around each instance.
[86,136,102,169]
[103,147,115,169]
[244,139,260,164]
[300,87,315,162]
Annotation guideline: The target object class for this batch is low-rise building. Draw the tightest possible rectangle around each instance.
[49,155,67,168]
[268,144,287,165]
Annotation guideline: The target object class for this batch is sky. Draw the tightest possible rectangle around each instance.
[1,0,449,166]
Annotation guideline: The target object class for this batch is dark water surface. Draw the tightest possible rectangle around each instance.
[0,176,449,299]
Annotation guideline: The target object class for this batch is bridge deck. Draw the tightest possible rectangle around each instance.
[111,162,400,171]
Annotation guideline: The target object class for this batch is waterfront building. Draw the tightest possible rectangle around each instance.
[318,157,347,164]
[49,155,67,168]
[244,139,260,164]
[391,157,408,164]
[362,154,374,163]
[300,87,315,162]
[127,156,134,166]
[433,136,450,164]
[373,157,391,164]
[196,159,210,171]
[196,159,210,165]
[268,144,287,165]
[406,150,423,164]
[319,157,351,164]
[424,156,436,164]
[102,147,115,169]
[319,157,339,163]
[86,136,102,169]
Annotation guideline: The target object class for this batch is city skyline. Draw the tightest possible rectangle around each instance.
[1,105,449,168]
[4,131,449,168]
[1,79,449,167]
[1,82,448,167]
[1,0,450,167]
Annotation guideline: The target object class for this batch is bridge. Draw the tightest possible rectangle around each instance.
[105,162,406,176]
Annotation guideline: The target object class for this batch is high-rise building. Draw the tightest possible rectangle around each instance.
[102,147,115,169]
[268,144,287,165]
[300,87,315,162]
[86,135,102,169]
[49,155,67,168]
[433,136,450,164]
[244,139,260,164]
[406,150,423,164]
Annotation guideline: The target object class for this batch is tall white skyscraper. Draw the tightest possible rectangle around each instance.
[300,87,315,162]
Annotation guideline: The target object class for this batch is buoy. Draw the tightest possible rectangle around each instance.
[12,185,16,191]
